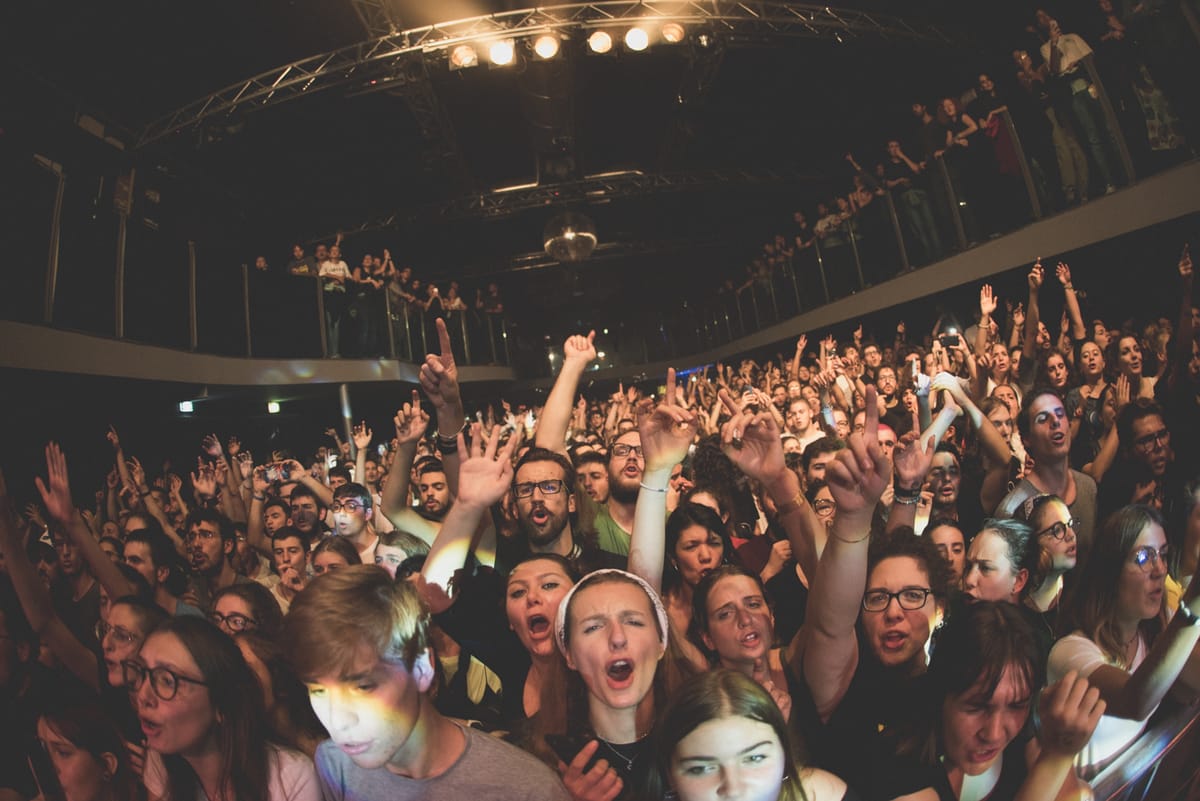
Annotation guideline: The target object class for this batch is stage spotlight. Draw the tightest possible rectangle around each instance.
[449,44,478,69]
[267,401,281,414]
[178,400,194,414]
[489,39,516,66]
[661,22,685,43]
[588,30,613,54]
[625,27,649,51]
[533,34,560,59]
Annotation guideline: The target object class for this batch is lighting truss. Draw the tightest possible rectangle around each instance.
[336,166,819,234]
[135,2,957,148]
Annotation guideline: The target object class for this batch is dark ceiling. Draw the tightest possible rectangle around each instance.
[1,0,1051,335]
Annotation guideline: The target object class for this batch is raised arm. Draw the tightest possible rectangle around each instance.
[536,331,597,456]
[353,421,372,486]
[1023,260,1044,359]
[418,424,519,613]
[36,443,136,604]
[0,467,100,691]
[1055,263,1087,341]
[801,387,891,721]
[977,284,998,358]
[887,395,954,534]
[1168,245,1194,393]
[628,369,697,594]
[380,391,429,525]
[419,318,466,498]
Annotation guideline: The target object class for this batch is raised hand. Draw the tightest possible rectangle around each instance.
[251,466,271,495]
[1114,373,1131,411]
[352,421,373,451]
[1181,244,1193,280]
[191,459,217,498]
[106,424,121,450]
[930,371,966,404]
[324,427,339,440]
[824,386,889,518]
[418,318,461,412]
[1055,261,1072,287]
[200,433,223,458]
[892,429,937,493]
[718,389,786,484]
[105,468,120,490]
[562,330,597,365]
[980,284,998,317]
[795,334,808,356]
[558,741,623,801]
[1028,258,1044,291]
[35,442,77,525]
[1037,671,1105,758]
[226,436,242,457]
[127,456,146,489]
[454,423,523,510]
[393,390,430,446]
[168,473,184,498]
[1012,302,1026,330]
[639,368,698,473]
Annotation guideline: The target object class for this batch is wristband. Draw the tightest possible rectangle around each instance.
[436,435,459,455]
[639,483,667,493]
[893,485,922,500]
[253,494,267,502]
[892,495,921,506]
[437,420,469,441]
[1063,283,1074,291]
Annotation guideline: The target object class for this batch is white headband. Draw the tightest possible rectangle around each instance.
[554,569,670,657]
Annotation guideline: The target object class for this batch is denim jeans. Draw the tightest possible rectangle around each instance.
[1070,88,1119,188]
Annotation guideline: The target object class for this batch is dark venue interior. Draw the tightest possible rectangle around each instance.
[2,1,1200,800]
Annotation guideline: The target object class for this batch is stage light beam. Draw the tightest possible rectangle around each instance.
[533,34,560,59]
[588,30,613,54]
[449,44,478,69]
[661,22,685,43]
[489,39,516,66]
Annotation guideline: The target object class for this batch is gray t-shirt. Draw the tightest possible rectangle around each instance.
[995,469,1098,558]
[314,724,570,801]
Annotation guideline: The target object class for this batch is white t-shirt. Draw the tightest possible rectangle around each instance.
[1047,632,1149,773]
[144,743,319,801]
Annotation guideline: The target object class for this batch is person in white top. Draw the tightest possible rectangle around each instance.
[319,245,351,357]
[1048,504,1200,774]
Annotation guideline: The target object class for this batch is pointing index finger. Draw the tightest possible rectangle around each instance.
[436,317,452,358]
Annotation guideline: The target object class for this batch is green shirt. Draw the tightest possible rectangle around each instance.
[593,504,631,556]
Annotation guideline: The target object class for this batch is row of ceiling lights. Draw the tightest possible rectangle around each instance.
[449,22,688,69]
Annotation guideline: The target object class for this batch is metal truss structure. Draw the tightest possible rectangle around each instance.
[338,166,817,234]
[136,2,957,148]
[348,0,403,37]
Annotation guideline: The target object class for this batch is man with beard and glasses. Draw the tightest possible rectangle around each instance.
[594,429,644,556]
[183,509,252,611]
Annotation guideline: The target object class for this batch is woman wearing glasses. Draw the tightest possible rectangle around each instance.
[1016,494,1079,623]
[126,616,319,800]
[1049,504,1200,773]
[210,583,283,640]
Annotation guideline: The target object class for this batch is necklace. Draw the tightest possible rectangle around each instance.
[597,738,642,774]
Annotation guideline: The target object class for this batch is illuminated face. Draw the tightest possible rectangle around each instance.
[1130,414,1171,477]
[134,632,215,756]
[373,545,408,579]
[785,400,811,435]
[990,344,1010,376]
[272,535,307,575]
[1116,522,1168,623]
[674,525,724,587]
[963,531,1026,605]
[576,462,610,504]
[123,541,161,590]
[364,460,380,486]
[876,368,897,398]
[312,550,352,576]
[702,574,774,668]
[505,559,574,658]
[876,428,897,462]
[331,495,372,539]
[565,580,665,714]
[992,385,1019,418]
[831,409,849,439]
[186,521,228,577]
[786,380,803,400]
[986,404,1014,442]
[1118,336,1143,377]
[514,462,574,548]
[928,452,961,510]
[928,524,966,587]
[978,74,994,92]
[607,431,645,498]
[1078,342,1104,379]
[263,504,289,535]
[417,471,450,517]
[289,495,322,535]
[860,556,941,670]
[1023,393,1069,461]
[941,664,1032,776]
[305,648,433,772]
[670,715,786,801]
[101,603,146,690]
[212,594,257,637]
[36,718,113,801]
[1033,499,1077,574]
[1045,354,1068,388]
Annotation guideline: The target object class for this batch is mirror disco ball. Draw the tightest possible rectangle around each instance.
[543,212,597,263]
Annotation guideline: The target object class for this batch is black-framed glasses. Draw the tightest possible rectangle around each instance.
[611,444,643,459]
[813,499,837,516]
[1131,545,1169,574]
[514,479,566,499]
[121,661,209,700]
[1132,429,1170,451]
[1036,519,1078,541]
[95,620,141,646]
[184,528,219,544]
[208,611,258,632]
[863,587,933,612]
[329,500,366,513]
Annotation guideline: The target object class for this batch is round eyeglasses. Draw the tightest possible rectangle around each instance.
[1131,544,1169,574]
[1035,519,1078,541]
[208,611,258,632]
[95,620,141,647]
[121,660,209,700]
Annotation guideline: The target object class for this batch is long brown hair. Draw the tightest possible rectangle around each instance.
[1060,505,1169,665]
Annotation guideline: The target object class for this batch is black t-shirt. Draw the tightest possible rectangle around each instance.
[883,158,920,192]
[286,255,318,276]
[765,562,809,646]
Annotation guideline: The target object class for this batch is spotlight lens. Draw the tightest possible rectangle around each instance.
[625,27,649,51]
[588,30,613,54]
[267,401,281,414]
[450,44,478,68]
[178,400,194,413]
[533,34,559,59]
[661,22,685,43]
[489,39,515,66]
